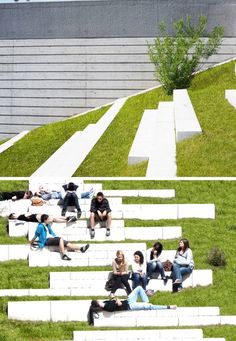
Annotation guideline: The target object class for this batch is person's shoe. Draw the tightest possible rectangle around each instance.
[106,228,110,237]
[77,210,82,219]
[66,216,77,223]
[146,289,155,297]
[177,286,183,292]
[163,277,168,285]
[62,254,71,261]
[173,279,182,284]
[61,209,66,216]
[81,244,90,253]
[109,293,116,298]
[90,229,95,239]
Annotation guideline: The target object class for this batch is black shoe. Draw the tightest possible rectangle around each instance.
[163,277,168,285]
[62,254,71,261]
[66,216,77,223]
[61,209,66,217]
[106,228,110,237]
[81,244,90,253]
[90,229,95,239]
[77,210,82,219]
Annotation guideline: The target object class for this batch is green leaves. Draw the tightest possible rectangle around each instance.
[148,16,224,94]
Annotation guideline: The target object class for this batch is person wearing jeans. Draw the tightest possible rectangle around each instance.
[146,242,168,284]
[131,251,147,290]
[88,285,177,323]
[171,238,194,292]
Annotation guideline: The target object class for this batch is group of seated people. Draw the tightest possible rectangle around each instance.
[88,238,193,324]
[5,182,113,239]
[108,238,194,296]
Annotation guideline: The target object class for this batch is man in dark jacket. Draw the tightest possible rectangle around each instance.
[89,192,112,238]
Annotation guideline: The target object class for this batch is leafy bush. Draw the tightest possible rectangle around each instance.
[207,247,227,267]
[148,16,224,94]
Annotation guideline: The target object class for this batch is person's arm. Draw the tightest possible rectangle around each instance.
[122,261,129,274]
[48,225,56,237]
[114,297,123,306]
[174,249,193,266]
[30,224,41,244]
[90,198,97,213]
[112,260,119,274]
[103,198,111,213]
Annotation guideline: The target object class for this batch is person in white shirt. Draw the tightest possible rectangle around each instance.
[171,238,194,292]
[146,242,168,284]
[131,251,147,290]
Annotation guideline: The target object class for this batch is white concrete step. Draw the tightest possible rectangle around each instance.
[8,302,227,324]
[173,89,202,142]
[103,189,175,198]
[31,97,127,177]
[28,242,146,267]
[225,89,236,108]
[0,130,29,154]
[48,269,212,294]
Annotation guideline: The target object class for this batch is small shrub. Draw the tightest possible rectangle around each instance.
[148,16,224,94]
[207,247,227,267]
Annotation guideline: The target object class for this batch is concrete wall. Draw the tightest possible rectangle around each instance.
[0,0,236,39]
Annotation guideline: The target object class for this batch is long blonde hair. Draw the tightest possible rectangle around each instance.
[115,250,125,266]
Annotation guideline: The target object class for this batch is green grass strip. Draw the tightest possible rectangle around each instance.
[0,106,109,176]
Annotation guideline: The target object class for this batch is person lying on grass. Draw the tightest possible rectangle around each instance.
[9,212,77,224]
[88,285,177,325]
[29,214,89,260]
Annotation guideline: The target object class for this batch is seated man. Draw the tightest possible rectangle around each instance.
[88,285,177,325]
[29,214,89,260]
[89,192,112,238]
[0,190,32,201]
[61,182,82,219]
[8,212,77,224]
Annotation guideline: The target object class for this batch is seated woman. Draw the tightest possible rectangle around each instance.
[171,238,194,292]
[29,214,89,260]
[88,285,177,325]
[8,212,77,224]
[131,251,147,290]
[110,250,132,297]
[146,242,168,284]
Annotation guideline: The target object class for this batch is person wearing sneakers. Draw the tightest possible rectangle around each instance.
[61,182,82,219]
[29,214,89,260]
[8,212,77,224]
[146,242,168,285]
[171,238,194,292]
[89,192,112,238]
[88,285,177,324]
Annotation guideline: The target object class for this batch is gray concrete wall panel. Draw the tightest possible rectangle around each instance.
[0,1,235,39]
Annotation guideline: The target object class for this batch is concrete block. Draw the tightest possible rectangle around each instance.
[0,130,29,154]
[162,226,182,239]
[28,289,71,297]
[0,289,30,297]
[28,249,50,267]
[178,204,215,219]
[9,220,29,237]
[9,199,31,215]
[225,89,236,109]
[8,301,51,321]
[0,245,9,261]
[51,300,90,321]
[8,245,29,260]
[122,204,178,220]
[220,315,236,325]
[179,315,221,326]
[192,270,213,287]
[137,316,178,327]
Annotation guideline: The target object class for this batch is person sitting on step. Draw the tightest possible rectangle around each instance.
[146,241,168,285]
[88,285,177,325]
[131,250,147,290]
[171,238,194,293]
[29,214,89,260]
[36,185,94,201]
[61,182,82,219]
[89,191,112,238]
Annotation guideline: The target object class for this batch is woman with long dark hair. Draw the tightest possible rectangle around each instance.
[171,238,194,292]
[131,250,147,290]
[146,242,167,284]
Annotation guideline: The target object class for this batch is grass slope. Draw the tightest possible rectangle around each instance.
[0,106,109,176]
[0,180,235,340]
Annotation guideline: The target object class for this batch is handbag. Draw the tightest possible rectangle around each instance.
[104,272,115,291]
[162,259,173,272]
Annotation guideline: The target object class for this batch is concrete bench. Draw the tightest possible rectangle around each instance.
[128,104,176,177]
[73,330,225,341]
[0,130,29,154]
[225,89,236,109]
[125,226,182,240]
[0,244,29,261]
[29,177,84,193]
[122,204,215,220]
[173,89,202,142]
[28,242,146,267]
[31,97,127,177]
[49,269,212,295]
[8,302,223,323]
[103,189,175,198]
